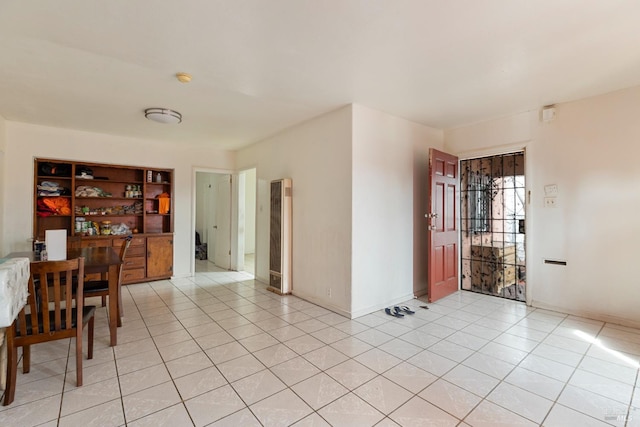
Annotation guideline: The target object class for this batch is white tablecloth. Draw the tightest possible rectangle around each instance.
[0,257,29,391]
[0,257,30,328]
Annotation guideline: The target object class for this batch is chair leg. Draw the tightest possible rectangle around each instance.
[76,328,83,387]
[101,296,106,307]
[117,285,124,327]
[118,285,124,318]
[3,336,17,406]
[22,345,30,374]
[88,316,94,360]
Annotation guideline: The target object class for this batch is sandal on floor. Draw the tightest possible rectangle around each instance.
[419,305,429,309]
[395,306,415,315]
[385,307,404,318]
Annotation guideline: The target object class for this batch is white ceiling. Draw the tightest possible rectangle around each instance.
[1,1,640,150]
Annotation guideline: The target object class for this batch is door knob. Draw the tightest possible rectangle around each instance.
[425,213,439,219]
[428,225,437,231]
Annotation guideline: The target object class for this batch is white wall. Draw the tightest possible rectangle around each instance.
[3,122,235,278]
[0,115,6,255]
[237,106,353,315]
[243,168,256,254]
[445,85,640,326]
[351,105,444,316]
[238,104,444,318]
[195,172,209,244]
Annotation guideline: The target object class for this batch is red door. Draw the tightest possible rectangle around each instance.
[427,149,459,302]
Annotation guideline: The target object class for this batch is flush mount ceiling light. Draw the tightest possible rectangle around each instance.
[144,108,182,124]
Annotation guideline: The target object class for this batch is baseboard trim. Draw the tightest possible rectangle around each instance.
[351,293,416,319]
[291,290,351,318]
[531,300,640,329]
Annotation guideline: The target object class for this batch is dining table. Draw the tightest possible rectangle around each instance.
[4,246,123,346]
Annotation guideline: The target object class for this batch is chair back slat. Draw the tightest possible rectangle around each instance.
[41,271,52,333]
[64,269,73,330]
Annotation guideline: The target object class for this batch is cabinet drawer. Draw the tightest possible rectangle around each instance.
[125,246,146,257]
[112,236,145,247]
[122,268,145,284]
[81,239,111,248]
[122,256,145,270]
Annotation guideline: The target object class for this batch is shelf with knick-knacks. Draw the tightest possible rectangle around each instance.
[34,159,174,239]
[144,170,172,233]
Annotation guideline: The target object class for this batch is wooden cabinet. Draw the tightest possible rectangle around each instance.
[146,235,174,279]
[471,244,516,292]
[34,159,174,283]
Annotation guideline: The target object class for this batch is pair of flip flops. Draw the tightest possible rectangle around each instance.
[384,306,415,318]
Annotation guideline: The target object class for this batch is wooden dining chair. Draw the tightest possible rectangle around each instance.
[3,257,96,406]
[83,235,132,325]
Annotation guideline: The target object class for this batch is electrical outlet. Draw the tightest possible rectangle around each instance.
[327,288,332,298]
[544,197,557,208]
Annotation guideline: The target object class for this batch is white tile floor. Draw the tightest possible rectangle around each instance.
[1,260,639,426]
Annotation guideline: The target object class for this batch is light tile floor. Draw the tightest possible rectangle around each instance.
[1,261,639,426]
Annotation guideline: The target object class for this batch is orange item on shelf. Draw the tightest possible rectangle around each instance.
[157,192,170,214]
[41,197,71,215]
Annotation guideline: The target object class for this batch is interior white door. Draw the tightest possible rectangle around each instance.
[214,175,232,269]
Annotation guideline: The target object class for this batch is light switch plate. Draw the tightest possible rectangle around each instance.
[544,184,558,195]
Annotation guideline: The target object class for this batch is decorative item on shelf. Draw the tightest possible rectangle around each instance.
[156,172,162,183]
[157,192,170,214]
[147,170,153,183]
[101,220,112,235]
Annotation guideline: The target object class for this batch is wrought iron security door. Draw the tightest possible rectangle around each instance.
[460,152,526,301]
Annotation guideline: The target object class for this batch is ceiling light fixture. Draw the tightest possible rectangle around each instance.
[144,108,182,124]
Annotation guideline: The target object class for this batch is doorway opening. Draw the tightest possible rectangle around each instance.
[194,169,256,277]
[460,152,526,301]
